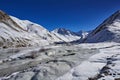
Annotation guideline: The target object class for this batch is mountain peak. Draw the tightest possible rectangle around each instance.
[54,28,68,32]
[53,28,74,35]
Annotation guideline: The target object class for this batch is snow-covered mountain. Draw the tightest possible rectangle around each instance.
[0,10,61,48]
[52,28,89,42]
[84,10,120,43]
[10,16,62,42]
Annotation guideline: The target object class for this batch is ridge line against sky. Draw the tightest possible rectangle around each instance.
[0,0,120,32]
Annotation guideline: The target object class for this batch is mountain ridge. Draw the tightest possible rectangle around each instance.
[0,10,62,48]
[84,10,120,43]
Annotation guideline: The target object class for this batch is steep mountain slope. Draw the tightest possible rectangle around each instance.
[84,10,120,43]
[52,28,81,42]
[0,10,61,48]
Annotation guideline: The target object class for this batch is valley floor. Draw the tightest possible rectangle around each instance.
[0,42,120,80]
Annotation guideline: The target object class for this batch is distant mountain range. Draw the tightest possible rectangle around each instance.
[52,28,89,42]
[0,10,120,48]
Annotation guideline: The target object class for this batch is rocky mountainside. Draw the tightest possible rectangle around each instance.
[0,10,62,48]
[52,28,89,42]
[84,10,120,43]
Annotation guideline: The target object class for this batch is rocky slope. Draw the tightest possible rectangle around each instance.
[84,10,120,43]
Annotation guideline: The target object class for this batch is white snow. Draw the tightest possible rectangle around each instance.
[56,42,120,80]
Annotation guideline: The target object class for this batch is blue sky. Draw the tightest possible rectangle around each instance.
[0,0,120,32]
